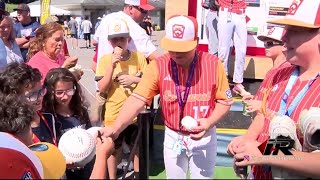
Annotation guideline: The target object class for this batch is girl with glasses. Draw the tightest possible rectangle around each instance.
[42,68,93,179]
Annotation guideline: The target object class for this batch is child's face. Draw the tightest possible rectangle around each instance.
[54,80,75,107]
[109,37,129,51]
[23,82,46,112]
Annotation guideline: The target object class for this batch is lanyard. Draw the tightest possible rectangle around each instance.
[171,53,197,131]
[33,112,57,146]
[278,67,319,116]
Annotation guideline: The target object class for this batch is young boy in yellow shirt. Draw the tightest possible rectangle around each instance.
[95,18,148,179]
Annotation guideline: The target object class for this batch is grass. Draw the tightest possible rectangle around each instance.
[149,164,239,179]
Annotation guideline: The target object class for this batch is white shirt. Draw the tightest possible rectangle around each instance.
[81,20,92,34]
[94,11,156,62]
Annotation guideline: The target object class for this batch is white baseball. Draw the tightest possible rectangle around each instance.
[58,128,96,167]
[181,116,198,131]
[86,126,103,139]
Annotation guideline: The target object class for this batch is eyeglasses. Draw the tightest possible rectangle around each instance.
[54,88,76,98]
[25,87,47,102]
[264,41,284,48]
[132,6,148,14]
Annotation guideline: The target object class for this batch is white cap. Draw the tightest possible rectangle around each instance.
[124,0,155,10]
[160,15,198,52]
[97,17,101,20]
[268,0,320,28]
[108,19,130,40]
[257,26,286,42]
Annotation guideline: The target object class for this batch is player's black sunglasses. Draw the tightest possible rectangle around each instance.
[264,41,284,48]
[132,6,148,14]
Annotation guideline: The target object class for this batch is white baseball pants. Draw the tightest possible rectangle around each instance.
[218,8,247,84]
[163,126,217,179]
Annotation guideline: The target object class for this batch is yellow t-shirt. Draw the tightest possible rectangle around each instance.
[95,51,148,126]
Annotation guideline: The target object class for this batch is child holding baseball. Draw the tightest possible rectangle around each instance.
[95,18,148,179]
[42,68,93,179]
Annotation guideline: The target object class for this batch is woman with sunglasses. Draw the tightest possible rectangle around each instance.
[0,62,57,146]
[42,68,93,179]
[0,13,23,72]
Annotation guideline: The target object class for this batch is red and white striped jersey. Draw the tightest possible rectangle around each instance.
[218,0,246,10]
[133,51,232,133]
[252,65,320,179]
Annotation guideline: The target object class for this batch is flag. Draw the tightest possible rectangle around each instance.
[40,0,51,25]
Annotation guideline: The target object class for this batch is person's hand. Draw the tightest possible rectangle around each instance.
[111,53,122,67]
[244,100,262,113]
[242,94,254,102]
[95,136,115,160]
[71,70,83,81]
[117,74,135,87]
[227,135,255,156]
[234,140,262,166]
[190,118,211,140]
[99,125,119,140]
[63,56,78,69]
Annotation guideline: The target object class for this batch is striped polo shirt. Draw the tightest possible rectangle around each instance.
[219,0,246,10]
[133,51,233,132]
[252,65,320,179]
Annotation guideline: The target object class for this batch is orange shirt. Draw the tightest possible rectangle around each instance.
[133,51,232,132]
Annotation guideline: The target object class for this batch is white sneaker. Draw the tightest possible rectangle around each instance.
[268,115,303,179]
[299,107,320,152]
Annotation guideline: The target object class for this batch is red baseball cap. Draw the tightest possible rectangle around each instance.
[0,132,66,179]
[268,0,320,28]
[125,0,155,11]
[161,15,199,52]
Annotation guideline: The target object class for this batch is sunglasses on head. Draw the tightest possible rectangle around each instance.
[264,41,284,48]
[0,11,6,21]
[132,6,148,14]
[54,88,76,98]
[25,87,47,103]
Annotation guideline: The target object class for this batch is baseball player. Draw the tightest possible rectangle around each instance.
[203,0,219,55]
[100,15,233,179]
[217,0,250,96]
[229,0,320,179]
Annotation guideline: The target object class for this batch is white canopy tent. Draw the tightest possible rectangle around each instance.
[10,4,71,17]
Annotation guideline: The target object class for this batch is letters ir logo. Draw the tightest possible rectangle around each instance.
[172,24,185,39]
[287,0,303,15]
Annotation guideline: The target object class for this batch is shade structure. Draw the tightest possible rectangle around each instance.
[10,4,71,17]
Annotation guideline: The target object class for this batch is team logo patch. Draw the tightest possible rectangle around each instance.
[113,24,121,32]
[22,171,33,179]
[226,89,233,99]
[287,0,303,15]
[172,24,185,39]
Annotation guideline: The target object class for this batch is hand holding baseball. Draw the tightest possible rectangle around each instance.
[96,136,114,160]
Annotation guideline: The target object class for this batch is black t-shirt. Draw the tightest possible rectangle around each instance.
[55,113,93,180]
[32,113,55,145]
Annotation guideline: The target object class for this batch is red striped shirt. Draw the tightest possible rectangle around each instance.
[255,62,291,101]
[156,52,230,132]
[219,0,246,10]
[252,65,320,179]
